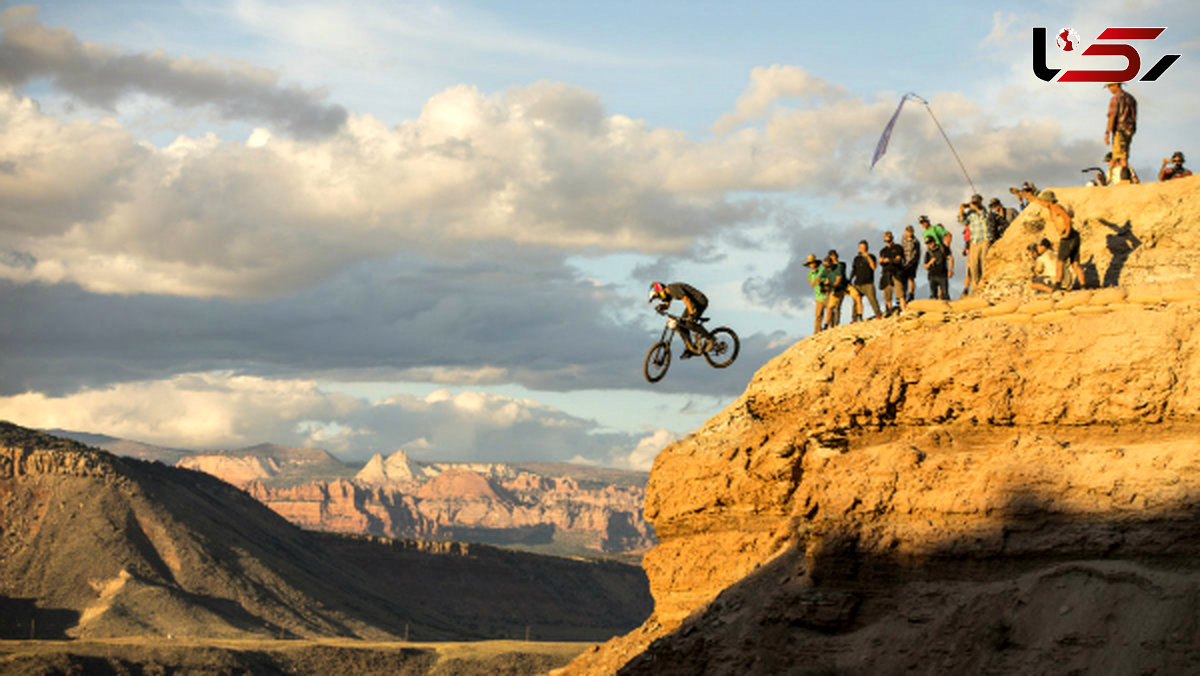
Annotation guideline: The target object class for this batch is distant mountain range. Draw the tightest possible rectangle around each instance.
[46,428,655,560]
[2,422,651,641]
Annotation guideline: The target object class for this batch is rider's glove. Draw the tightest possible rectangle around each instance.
[656,303,669,313]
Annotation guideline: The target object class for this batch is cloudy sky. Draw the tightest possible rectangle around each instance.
[1,1,1195,468]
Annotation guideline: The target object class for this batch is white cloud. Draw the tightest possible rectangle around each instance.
[0,371,660,465]
[612,428,677,471]
[712,64,848,135]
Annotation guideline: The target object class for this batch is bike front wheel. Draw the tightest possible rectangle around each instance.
[643,341,671,382]
[702,327,739,368]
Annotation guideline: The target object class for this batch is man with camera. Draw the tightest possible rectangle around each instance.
[1159,151,1192,181]
[804,254,829,335]
[923,234,950,300]
[879,231,907,316]
[959,194,989,295]
[822,250,849,329]
[848,240,882,322]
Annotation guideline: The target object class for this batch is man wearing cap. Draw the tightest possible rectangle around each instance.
[878,231,906,316]
[987,198,1013,243]
[1104,82,1137,162]
[923,234,949,300]
[848,239,882,322]
[1015,181,1037,212]
[901,225,921,303]
[959,194,990,294]
[1018,188,1086,290]
[822,250,849,329]
[804,254,828,335]
[1159,151,1192,181]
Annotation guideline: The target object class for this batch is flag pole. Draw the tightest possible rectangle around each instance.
[908,93,977,195]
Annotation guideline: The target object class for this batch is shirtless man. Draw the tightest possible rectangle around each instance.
[1017,189,1085,290]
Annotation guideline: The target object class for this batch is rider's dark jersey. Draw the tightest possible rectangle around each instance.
[667,282,708,316]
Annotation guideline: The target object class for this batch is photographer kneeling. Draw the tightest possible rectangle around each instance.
[1029,239,1055,293]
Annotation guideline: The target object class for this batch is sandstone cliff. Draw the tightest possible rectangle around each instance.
[565,175,1200,674]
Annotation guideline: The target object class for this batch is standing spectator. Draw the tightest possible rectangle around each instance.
[924,235,950,300]
[961,216,973,295]
[1159,151,1192,181]
[1104,82,1137,162]
[901,225,920,303]
[919,215,950,249]
[959,194,990,294]
[848,240,882,322]
[1019,189,1086,290]
[988,198,1012,242]
[804,254,828,335]
[879,231,907,316]
[1015,181,1038,211]
[822,250,848,329]
[1098,151,1140,185]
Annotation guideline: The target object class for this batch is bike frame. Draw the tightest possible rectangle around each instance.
[657,310,707,353]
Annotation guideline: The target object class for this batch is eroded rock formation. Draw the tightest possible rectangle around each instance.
[564,176,1200,674]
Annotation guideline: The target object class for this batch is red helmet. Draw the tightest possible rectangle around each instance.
[648,282,668,303]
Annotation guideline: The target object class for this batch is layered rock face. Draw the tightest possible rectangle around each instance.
[565,176,1200,674]
[222,450,656,556]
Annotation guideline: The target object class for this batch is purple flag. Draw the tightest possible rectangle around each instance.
[870,94,910,170]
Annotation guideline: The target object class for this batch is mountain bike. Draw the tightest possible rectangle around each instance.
[643,307,739,383]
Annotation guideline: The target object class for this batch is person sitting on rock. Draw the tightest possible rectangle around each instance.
[1017,189,1086,291]
[924,235,949,300]
[649,281,709,358]
[1098,153,1139,185]
[1160,151,1192,181]
[1029,238,1056,293]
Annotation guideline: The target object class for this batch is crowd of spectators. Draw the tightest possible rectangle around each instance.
[802,82,1191,335]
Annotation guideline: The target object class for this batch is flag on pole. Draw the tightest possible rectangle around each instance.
[870,94,911,170]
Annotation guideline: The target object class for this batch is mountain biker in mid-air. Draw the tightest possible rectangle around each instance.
[648,281,709,359]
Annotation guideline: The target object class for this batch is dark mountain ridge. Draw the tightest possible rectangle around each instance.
[0,422,650,642]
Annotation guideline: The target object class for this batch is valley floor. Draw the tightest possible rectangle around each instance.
[0,637,593,675]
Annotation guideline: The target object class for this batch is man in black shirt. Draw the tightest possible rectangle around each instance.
[924,235,949,300]
[648,281,710,358]
[878,231,906,316]
[848,240,882,322]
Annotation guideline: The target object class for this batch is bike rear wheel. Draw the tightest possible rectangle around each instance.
[643,341,671,382]
[702,327,739,368]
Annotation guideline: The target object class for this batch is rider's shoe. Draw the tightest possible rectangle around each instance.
[680,350,695,360]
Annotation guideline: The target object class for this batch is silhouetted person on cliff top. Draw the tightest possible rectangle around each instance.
[1105,82,1137,162]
